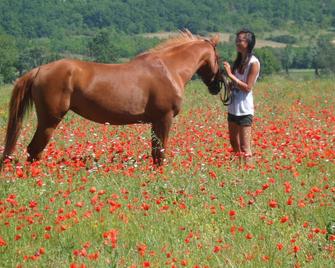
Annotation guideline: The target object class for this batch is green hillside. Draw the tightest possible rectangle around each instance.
[0,0,334,83]
[0,0,334,37]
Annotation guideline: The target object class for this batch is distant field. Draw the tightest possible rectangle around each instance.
[279,69,335,81]
[255,39,287,48]
[142,29,335,48]
[141,31,287,48]
[142,31,231,42]
[279,69,316,81]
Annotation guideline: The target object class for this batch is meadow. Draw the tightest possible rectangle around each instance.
[0,77,334,267]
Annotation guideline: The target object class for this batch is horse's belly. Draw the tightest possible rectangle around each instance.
[71,105,150,125]
[70,86,151,124]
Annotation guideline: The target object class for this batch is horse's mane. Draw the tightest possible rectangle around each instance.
[147,29,202,53]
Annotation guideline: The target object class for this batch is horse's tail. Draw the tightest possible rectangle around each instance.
[0,68,39,168]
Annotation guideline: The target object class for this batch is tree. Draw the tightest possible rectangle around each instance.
[217,43,235,63]
[88,29,119,63]
[255,48,281,76]
[1,0,334,37]
[16,45,61,76]
[312,36,335,75]
[282,45,295,74]
[0,34,18,83]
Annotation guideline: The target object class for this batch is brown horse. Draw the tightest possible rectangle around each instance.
[1,30,222,167]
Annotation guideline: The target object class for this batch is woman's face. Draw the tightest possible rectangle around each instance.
[235,33,249,53]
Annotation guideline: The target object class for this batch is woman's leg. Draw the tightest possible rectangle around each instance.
[228,121,241,154]
[239,125,253,164]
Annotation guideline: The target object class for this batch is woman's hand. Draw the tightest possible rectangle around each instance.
[223,61,232,77]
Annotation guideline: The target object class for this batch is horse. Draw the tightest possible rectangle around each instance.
[0,30,223,167]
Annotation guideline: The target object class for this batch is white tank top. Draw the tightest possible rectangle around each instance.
[228,55,260,116]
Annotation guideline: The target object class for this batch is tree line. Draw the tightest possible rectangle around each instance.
[1,30,335,84]
[0,0,335,83]
[0,30,162,83]
[1,0,334,37]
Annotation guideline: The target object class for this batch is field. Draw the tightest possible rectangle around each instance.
[0,77,334,267]
[141,30,335,49]
[141,31,287,48]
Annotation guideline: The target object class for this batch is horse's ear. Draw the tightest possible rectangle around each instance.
[210,35,220,47]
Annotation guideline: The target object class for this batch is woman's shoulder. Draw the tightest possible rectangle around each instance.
[250,55,260,65]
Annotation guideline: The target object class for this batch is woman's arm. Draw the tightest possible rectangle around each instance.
[223,61,260,92]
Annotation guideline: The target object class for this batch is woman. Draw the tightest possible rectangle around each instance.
[223,29,260,165]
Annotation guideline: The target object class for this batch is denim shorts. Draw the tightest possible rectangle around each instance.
[228,113,253,126]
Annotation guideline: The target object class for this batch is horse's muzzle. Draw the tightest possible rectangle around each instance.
[208,74,222,95]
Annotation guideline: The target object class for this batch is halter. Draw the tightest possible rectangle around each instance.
[218,69,232,106]
[204,39,231,105]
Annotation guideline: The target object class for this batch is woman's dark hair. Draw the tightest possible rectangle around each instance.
[232,29,256,73]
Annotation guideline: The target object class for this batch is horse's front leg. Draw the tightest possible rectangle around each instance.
[151,113,173,166]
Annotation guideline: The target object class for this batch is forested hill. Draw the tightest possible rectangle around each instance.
[0,0,334,83]
[0,0,334,37]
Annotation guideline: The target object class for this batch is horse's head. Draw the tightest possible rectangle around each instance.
[197,35,222,95]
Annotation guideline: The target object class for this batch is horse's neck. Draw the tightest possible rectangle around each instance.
[163,42,209,88]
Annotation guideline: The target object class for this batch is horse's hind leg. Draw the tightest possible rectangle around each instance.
[27,114,64,162]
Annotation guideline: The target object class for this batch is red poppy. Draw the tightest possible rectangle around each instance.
[268,200,278,208]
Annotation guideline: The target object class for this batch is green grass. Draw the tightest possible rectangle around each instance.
[0,78,334,267]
